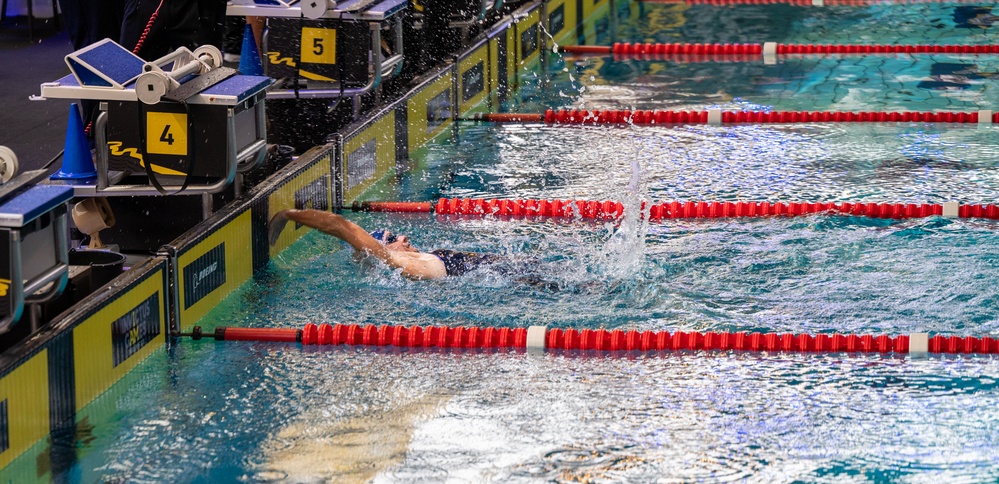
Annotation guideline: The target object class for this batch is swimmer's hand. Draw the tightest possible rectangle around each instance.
[268,210,290,246]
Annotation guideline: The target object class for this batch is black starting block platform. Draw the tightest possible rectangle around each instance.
[227,0,406,21]
[0,185,74,334]
[227,0,406,100]
[37,39,272,197]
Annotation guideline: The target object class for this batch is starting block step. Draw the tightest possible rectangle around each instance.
[0,185,75,228]
[65,38,145,89]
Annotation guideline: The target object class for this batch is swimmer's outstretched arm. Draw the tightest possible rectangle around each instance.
[269,209,388,256]
[268,209,446,280]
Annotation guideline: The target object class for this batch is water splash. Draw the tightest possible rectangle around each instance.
[595,133,650,280]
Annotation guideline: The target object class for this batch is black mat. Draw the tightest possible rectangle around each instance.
[0,16,73,173]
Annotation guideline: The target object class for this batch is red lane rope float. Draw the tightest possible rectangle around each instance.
[187,324,999,355]
[461,109,997,125]
[637,0,989,5]
[353,198,999,221]
[558,42,999,61]
[555,109,991,125]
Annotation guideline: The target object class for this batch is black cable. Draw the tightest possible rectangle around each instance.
[41,149,65,172]
[137,102,195,195]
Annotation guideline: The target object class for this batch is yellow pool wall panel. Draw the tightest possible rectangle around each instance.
[267,150,335,255]
[545,0,578,46]
[581,0,609,20]
[503,26,519,91]
[578,3,608,46]
[342,113,398,204]
[0,438,48,482]
[73,268,167,410]
[176,211,254,331]
[457,43,492,116]
[406,71,454,153]
[515,9,542,70]
[0,351,49,469]
[488,35,503,106]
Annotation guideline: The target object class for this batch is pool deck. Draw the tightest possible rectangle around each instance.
[0,17,71,173]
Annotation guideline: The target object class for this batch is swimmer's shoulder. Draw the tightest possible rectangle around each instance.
[387,250,448,279]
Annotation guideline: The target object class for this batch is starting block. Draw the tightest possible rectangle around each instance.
[230,0,300,7]
[36,39,272,196]
[0,185,74,334]
[227,0,407,101]
[444,0,505,30]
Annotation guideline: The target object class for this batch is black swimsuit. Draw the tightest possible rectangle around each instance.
[429,249,503,277]
[428,250,560,291]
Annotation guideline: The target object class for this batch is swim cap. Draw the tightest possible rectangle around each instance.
[369,229,397,243]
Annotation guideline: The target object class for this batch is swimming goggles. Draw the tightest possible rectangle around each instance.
[369,229,398,244]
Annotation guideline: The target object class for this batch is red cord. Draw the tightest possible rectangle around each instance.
[76,2,163,142]
[133,0,165,55]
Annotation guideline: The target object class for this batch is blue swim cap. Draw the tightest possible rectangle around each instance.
[369,229,397,243]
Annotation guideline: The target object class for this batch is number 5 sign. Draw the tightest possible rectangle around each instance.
[300,27,337,65]
[145,111,188,156]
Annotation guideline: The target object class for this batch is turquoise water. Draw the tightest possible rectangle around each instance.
[35,337,999,482]
[264,212,999,337]
[30,209,999,482]
[540,54,999,112]
[417,123,999,203]
[10,2,999,482]
[521,4,999,113]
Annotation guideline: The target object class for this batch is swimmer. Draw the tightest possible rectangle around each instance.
[917,62,996,91]
[953,6,999,29]
[268,209,527,281]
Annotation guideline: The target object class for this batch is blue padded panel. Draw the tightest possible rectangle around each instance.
[67,59,112,88]
[71,40,145,87]
[0,186,75,227]
[201,75,272,103]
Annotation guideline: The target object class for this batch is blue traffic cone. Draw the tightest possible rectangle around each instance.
[51,103,98,180]
[238,23,263,76]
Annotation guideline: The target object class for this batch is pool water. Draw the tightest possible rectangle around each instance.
[11,2,999,482]
[419,123,999,203]
[38,209,999,481]
[258,213,999,336]
[612,4,999,46]
[518,4,999,113]
[52,335,999,482]
[542,54,999,112]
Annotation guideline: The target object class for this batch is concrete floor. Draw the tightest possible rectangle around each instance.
[0,15,72,173]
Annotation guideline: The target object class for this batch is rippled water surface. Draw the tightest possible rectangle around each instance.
[529,3,999,112]
[12,2,999,483]
[55,342,999,483]
[31,213,999,482]
[416,123,999,203]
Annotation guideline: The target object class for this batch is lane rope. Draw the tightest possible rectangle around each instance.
[560,42,999,62]
[180,324,999,355]
[351,198,999,221]
[462,109,996,125]
[637,0,990,5]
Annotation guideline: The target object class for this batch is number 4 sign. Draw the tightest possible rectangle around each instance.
[145,111,188,156]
